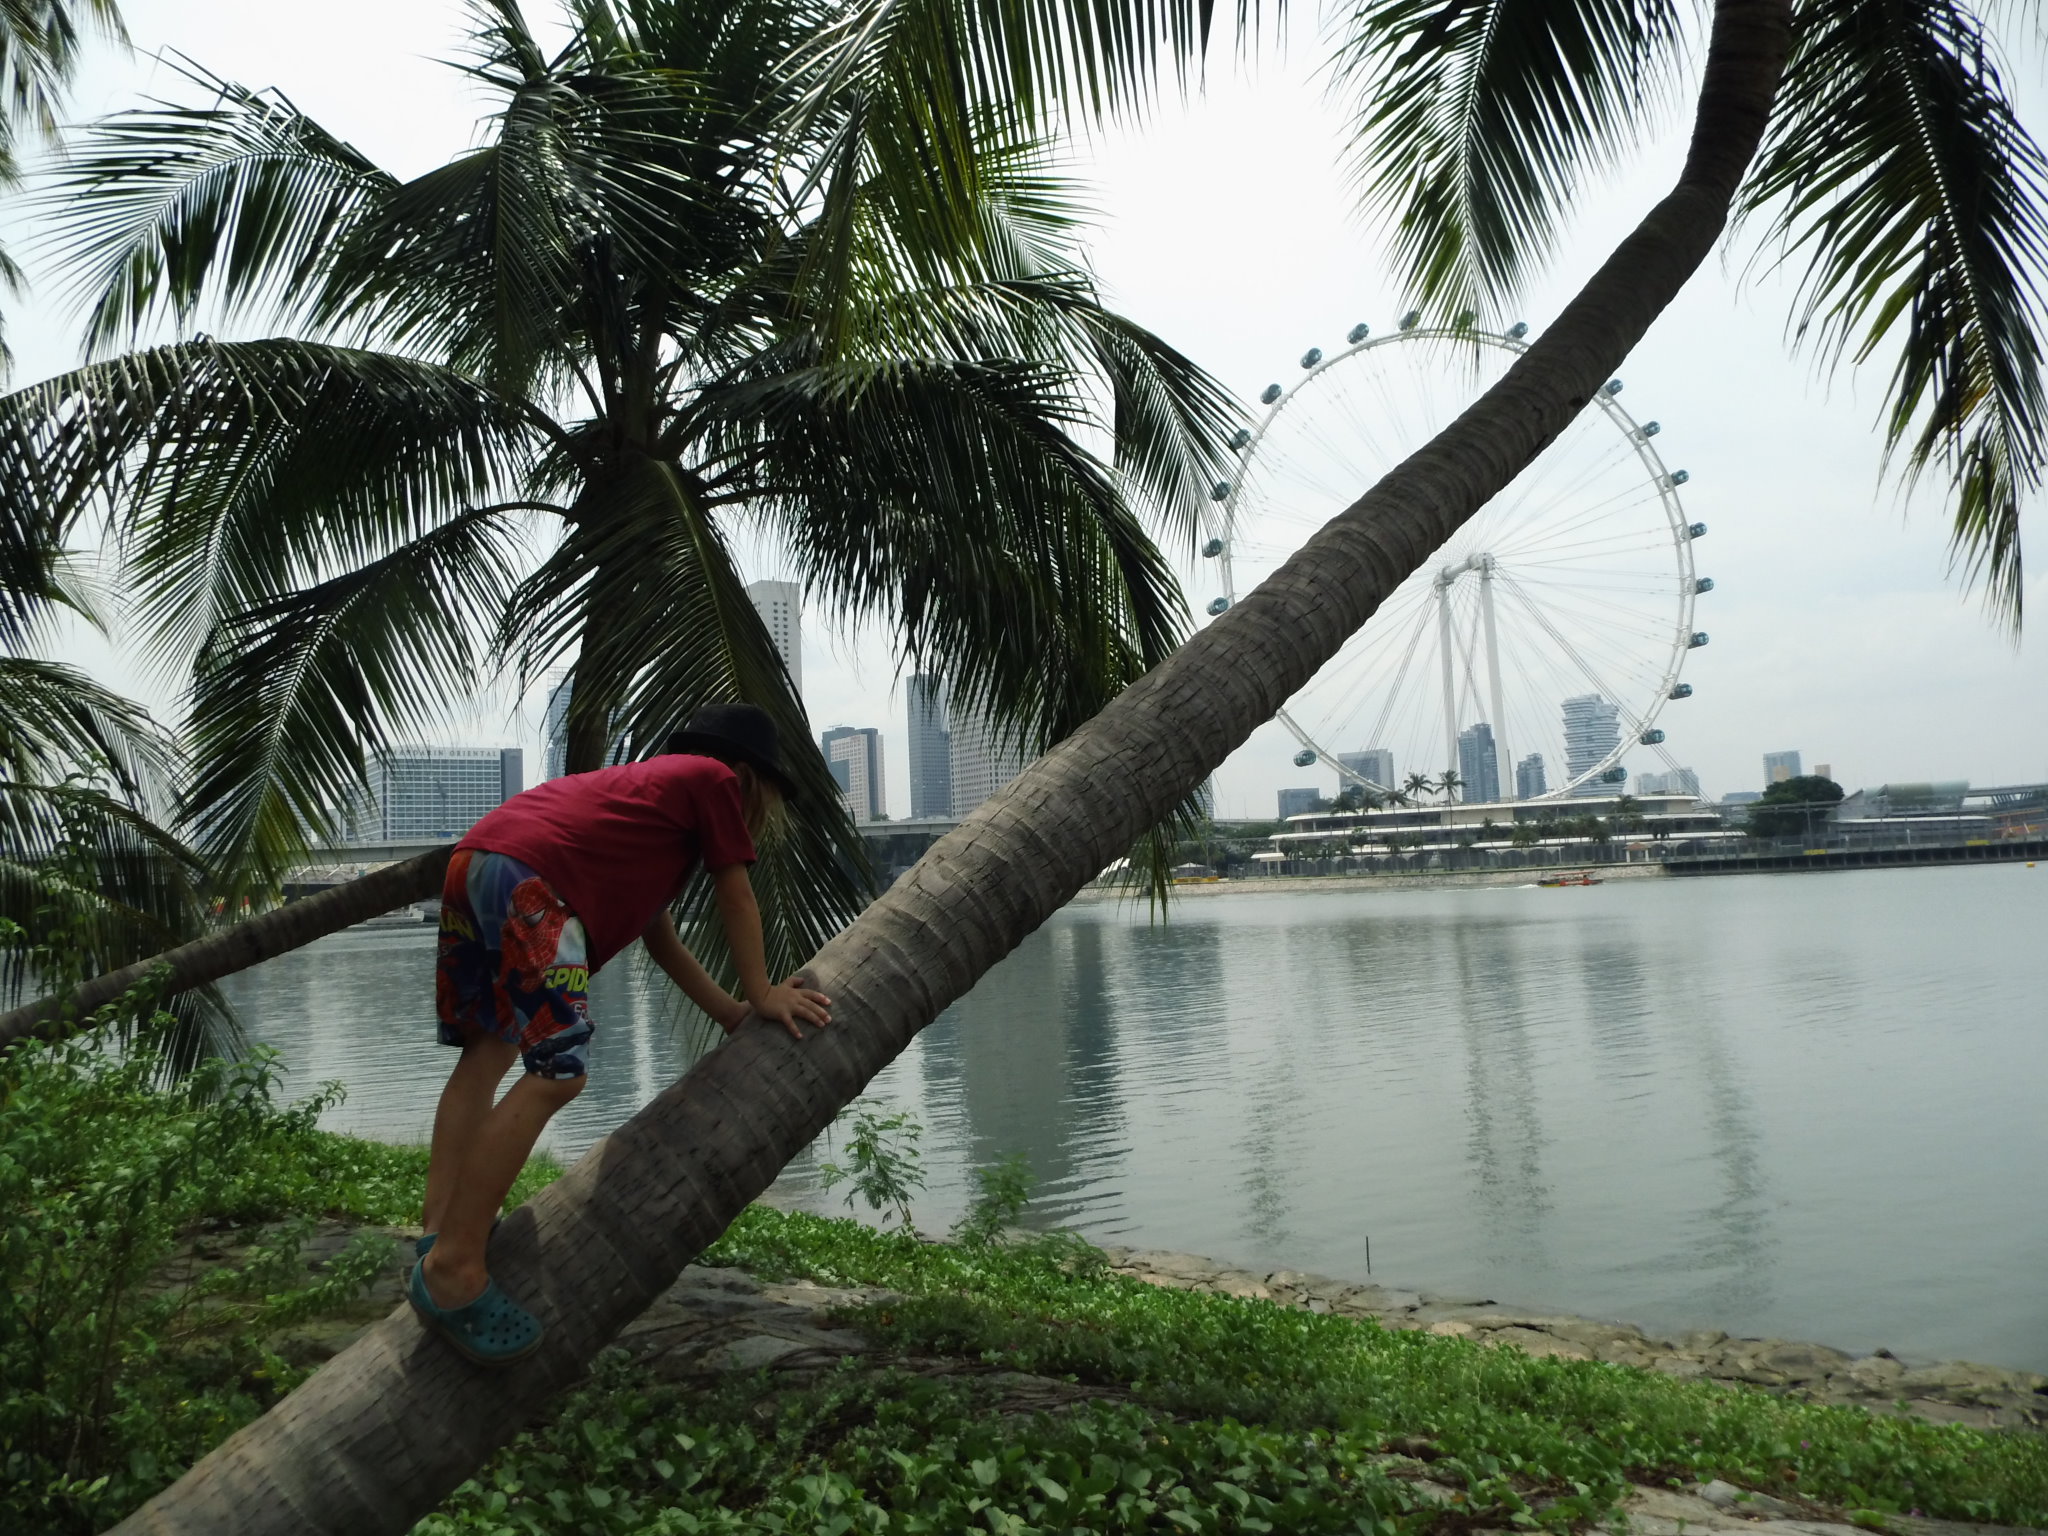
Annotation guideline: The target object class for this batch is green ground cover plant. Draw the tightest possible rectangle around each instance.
[0,1001,556,1535]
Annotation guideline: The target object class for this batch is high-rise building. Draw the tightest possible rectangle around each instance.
[1516,753,1548,799]
[541,676,629,779]
[746,580,803,693]
[948,703,1027,816]
[906,675,953,818]
[1562,694,1620,795]
[822,725,886,823]
[1338,747,1396,790]
[1763,750,1802,785]
[353,746,522,842]
[1277,787,1321,819]
[1637,767,1702,798]
[1456,722,1500,803]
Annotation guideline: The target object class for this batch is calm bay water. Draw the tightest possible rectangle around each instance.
[221,864,2048,1371]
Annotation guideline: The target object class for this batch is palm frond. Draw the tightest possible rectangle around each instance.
[508,453,872,982]
[1739,0,2048,620]
[0,776,235,1066]
[178,505,522,892]
[1333,0,1686,321]
[0,339,545,666]
[710,355,1191,757]
[0,0,126,154]
[37,56,395,355]
[0,655,178,806]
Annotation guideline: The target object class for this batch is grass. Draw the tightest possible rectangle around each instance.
[417,1207,2048,1534]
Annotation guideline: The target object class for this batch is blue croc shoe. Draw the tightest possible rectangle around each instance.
[408,1263,543,1367]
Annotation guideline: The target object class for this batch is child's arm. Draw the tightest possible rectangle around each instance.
[710,863,831,1038]
[641,912,749,1034]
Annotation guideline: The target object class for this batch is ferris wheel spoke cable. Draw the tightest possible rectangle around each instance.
[1497,571,1663,739]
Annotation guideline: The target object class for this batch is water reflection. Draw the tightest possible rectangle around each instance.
[226,866,2048,1371]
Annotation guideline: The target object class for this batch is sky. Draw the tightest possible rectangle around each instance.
[7,0,2046,820]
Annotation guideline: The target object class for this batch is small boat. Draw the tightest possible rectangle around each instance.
[355,903,433,929]
[1537,871,1602,887]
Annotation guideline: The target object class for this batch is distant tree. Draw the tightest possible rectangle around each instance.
[1612,794,1648,834]
[1747,775,1846,839]
[1402,772,1435,804]
[1479,816,1499,840]
[1438,768,1464,802]
[1509,821,1541,849]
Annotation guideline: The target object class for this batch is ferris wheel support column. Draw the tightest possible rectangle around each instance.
[1436,576,1459,794]
[1479,558,1513,803]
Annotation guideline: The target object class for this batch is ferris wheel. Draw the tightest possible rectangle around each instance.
[1201,319,1710,804]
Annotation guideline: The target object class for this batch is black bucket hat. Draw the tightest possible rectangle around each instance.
[664,703,799,801]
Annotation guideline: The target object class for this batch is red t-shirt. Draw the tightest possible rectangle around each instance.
[459,755,756,972]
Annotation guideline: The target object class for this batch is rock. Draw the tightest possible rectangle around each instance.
[1648,1356,1708,1379]
[1841,1354,1904,1394]
[1897,1361,2037,1402]
[1417,1292,1495,1308]
[1120,1250,1222,1281]
[1209,1272,1273,1301]
[1755,1341,1852,1381]
[1543,1319,1648,1351]
[1695,1480,1799,1519]
[699,1333,811,1372]
[1428,1321,1475,1337]
[1484,1327,1594,1362]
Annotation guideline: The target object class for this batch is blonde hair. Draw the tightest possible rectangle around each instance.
[729,761,786,842]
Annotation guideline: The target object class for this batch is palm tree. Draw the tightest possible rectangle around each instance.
[35,0,2048,1520]
[0,0,1234,972]
[0,0,125,361]
[76,4,1806,1525]
[1437,767,1463,803]
[1401,770,1436,804]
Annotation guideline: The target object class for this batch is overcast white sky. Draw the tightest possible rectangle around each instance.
[8,0,2046,818]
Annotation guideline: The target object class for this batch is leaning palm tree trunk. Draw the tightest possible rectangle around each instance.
[111,5,1789,1529]
[0,849,451,1048]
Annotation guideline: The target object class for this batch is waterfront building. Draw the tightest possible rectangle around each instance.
[1338,747,1395,791]
[1562,694,1620,795]
[906,675,953,818]
[1456,723,1500,803]
[1637,767,1703,799]
[948,702,1027,815]
[1264,788,1727,861]
[353,746,522,842]
[1763,750,1802,785]
[1516,752,1548,799]
[746,579,803,693]
[1277,787,1320,819]
[823,725,886,823]
[1721,790,1762,806]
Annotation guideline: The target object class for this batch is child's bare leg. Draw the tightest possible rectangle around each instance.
[421,1071,584,1308]
[422,1035,521,1235]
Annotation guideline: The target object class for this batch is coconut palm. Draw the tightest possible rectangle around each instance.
[1437,766,1463,803]
[0,0,125,362]
[32,0,2048,1522]
[0,0,1235,977]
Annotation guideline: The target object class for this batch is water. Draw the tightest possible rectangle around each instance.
[221,864,2048,1371]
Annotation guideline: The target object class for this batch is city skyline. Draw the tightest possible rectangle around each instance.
[21,6,2045,824]
[822,725,886,824]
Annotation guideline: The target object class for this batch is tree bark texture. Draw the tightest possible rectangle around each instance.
[0,848,450,1051]
[112,5,1789,1529]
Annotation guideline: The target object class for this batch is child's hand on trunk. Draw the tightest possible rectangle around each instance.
[751,978,831,1039]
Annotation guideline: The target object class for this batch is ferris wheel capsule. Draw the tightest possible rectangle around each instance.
[1207,597,1231,616]
[1669,683,1694,699]
[1260,383,1283,404]
[1506,322,1529,339]
[1688,522,1707,538]
[1293,749,1317,767]
[1603,379,1624,395]
[1229,428,1252,450]
[1300,347,1323,368]
[1201,537,1224,557]
[1668,469,1690,486]
[1639,728,1666,745]
[1689,631,1710,647]
[1347,323,1370,343]
[1694,577,1715,593]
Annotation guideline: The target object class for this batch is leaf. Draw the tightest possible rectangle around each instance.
[1738,0,2048,622]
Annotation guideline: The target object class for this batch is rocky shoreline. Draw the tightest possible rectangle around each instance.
[1095,1243,2048,1434]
